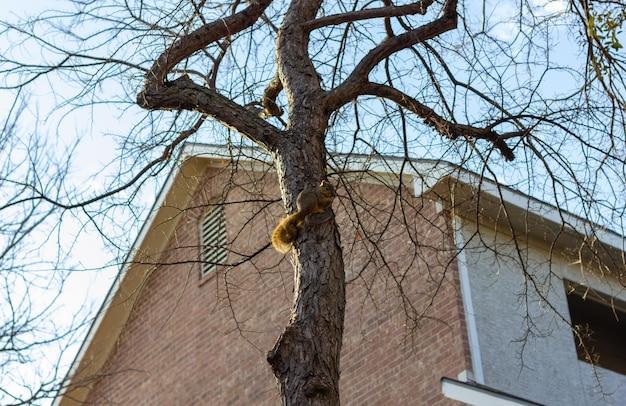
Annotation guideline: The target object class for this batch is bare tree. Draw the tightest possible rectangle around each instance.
[0,97,88,405]
[0,1,624,405]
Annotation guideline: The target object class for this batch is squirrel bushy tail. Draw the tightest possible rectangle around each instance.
[271,181,335,254]
[271,212,307,254]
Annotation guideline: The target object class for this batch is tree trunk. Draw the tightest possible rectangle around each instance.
[266,201,345,405]
[266,2,346,404]
[267,135,345,406]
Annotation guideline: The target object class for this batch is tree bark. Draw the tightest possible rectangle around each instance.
[267,3,346,401]
[268,137,346,405]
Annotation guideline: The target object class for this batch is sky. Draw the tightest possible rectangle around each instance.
[0,2,152,401]
[0,0,623,403]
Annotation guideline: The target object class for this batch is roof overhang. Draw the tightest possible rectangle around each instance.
[55,151,218,405]
[416,166,625,273]
[55,143,625,404]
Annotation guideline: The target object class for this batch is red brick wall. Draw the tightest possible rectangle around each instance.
[85,166,469,405]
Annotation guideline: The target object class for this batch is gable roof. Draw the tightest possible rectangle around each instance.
[55,143,625,405]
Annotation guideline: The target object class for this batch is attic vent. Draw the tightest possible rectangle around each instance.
[200,206,227,276]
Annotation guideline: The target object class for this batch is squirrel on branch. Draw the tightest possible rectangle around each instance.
[271,180,336,254]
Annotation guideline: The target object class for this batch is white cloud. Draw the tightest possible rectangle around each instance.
[530,0,567,16]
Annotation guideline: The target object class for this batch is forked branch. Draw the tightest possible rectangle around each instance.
[145,0,273,85]
[326,0,457,106]
[138,75,280,151]
[138,0,280,151]
[319,0,520,160]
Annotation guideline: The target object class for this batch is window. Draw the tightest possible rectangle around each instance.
[200,206,227,276]
[565,281,626,375]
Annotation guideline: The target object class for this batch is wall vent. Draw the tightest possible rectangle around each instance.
[200,206,227,276]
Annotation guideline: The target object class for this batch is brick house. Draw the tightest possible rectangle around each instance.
[56,144,626,405]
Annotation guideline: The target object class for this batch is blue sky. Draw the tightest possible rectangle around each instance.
[0,0,623,402]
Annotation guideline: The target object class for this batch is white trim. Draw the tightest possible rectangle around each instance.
[441,378,542,406]
[471,173,623,251]
[457,369,470,382]
[433,198,444,214]
[183,143,272,166]
[416,167,625,254]
[187,143,626,253]
[453,216,485,384]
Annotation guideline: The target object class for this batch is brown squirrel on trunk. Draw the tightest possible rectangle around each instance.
[271,180,336,253]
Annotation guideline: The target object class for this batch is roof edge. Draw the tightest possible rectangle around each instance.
[55,152,212,405]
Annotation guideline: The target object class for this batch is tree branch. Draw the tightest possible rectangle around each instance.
[361,83,520,161]
[276,0,325,125]
[144,0,273,85]
[138,75,280,151]
[137,0,280,150]
[302,1,435,31]
[326,0,457,106]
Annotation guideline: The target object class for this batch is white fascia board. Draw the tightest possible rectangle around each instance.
[484,183,624,253]
[183,143,272,165]
[466,173,623,251]
[187,144,625,253]
[411,161,460,196]
[183,143,451,180]
[414,165,625,254]
[441,378,543,406]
